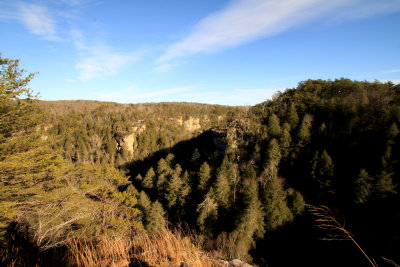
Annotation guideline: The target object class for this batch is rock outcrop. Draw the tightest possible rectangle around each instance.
[184,117,201,132]
[120,121,146,154]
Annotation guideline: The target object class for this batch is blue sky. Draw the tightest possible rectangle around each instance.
[1,0,400,105]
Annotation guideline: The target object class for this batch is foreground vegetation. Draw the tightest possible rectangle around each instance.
[1,54,399,266]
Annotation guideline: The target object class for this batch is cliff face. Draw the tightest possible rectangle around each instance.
[120,116,204,155]
[184,117,201,132]
[170,116,202,132]
[120,121,147,154]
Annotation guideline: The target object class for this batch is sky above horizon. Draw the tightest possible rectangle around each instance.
[1,0,400,106]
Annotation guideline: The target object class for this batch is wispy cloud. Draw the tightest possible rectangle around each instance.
[70,29,146,81]
[1,1,141,81]
[131,86,278,105]
[382,69,400,74]
[83,83,279,105]
[59,0,99,7]
[220,88,280,105]
[92,85,198,103]
[75,46,144,81]
[156,0,400,66]
[154,62,182,73]
[16,2,61,41]
[0,2,17,20]
[380,79,400,84]
[131,85,197,101]
[93,86,137,102]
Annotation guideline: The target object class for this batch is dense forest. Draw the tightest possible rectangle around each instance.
[1,55,399,266]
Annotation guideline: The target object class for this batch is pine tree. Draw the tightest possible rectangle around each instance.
[230,163,240,204]
[268,113,281,138]
[137,190,152,215]
[146,201,166,233]
[235,179,265,247]
[318,122,328,136]
[135,173,143,182]
[376,171,397,198]
[262,175,293,231]
[266,138,281,167]
[279,123,292,158]
[126,183,139,197]
[142,167,155,189]
[198,162,211,192]
[286,103,299,128]
[287,191,306,216]
[354,169,374,204]
[297,120,311,149]
[197,189,218,233]
[165,165,183,208]
[156,158,171,196]
[264,138,281,179]
[177,170,191,211]
[310,150,335,196]
[105,136,117,159]
[0,55,38,140]
[243,165,257,180]
[214,158,232,210]
[165,153,175,165]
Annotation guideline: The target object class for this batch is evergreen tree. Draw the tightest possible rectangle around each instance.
[135,173,143,182]
[214,159,232,210]
[105,136,117,159]
[264,138,281,180]
[142,167,155,189]
[319,150,335,178]
[197,189,218,233]
[235,179,265,247]
[266,138,281,167]
[310,150,335,196]
[176,170,191,211]
[165,153,175,165]
[262,175,293,231]
[354,169,374,204]
[126,183,139,197]
[287,191,306,216]
[376,171,397,198]
[286,103,299,128]
[0,55,38,140]
[268,113,281,138]
[279,123,292,158]
[146,201,166,233]
[243,165,257,180]
[165,165,183,208]
[297,120,311,149]
[137,190,152,215]
[198,162,211,192]
[318,122,328,136]
[230,163,240,204]
[156,158,171,196]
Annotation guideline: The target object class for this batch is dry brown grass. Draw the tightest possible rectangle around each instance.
[66,228,225,267]
[307,204,377,267]
[130,229,223,267]
[67,236,131,267]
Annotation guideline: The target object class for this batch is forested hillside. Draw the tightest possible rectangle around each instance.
[128,79,400,266]
[1,54,399,266]
[38,100,246,166]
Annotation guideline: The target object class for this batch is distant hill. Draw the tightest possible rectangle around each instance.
[37,100,248,165]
